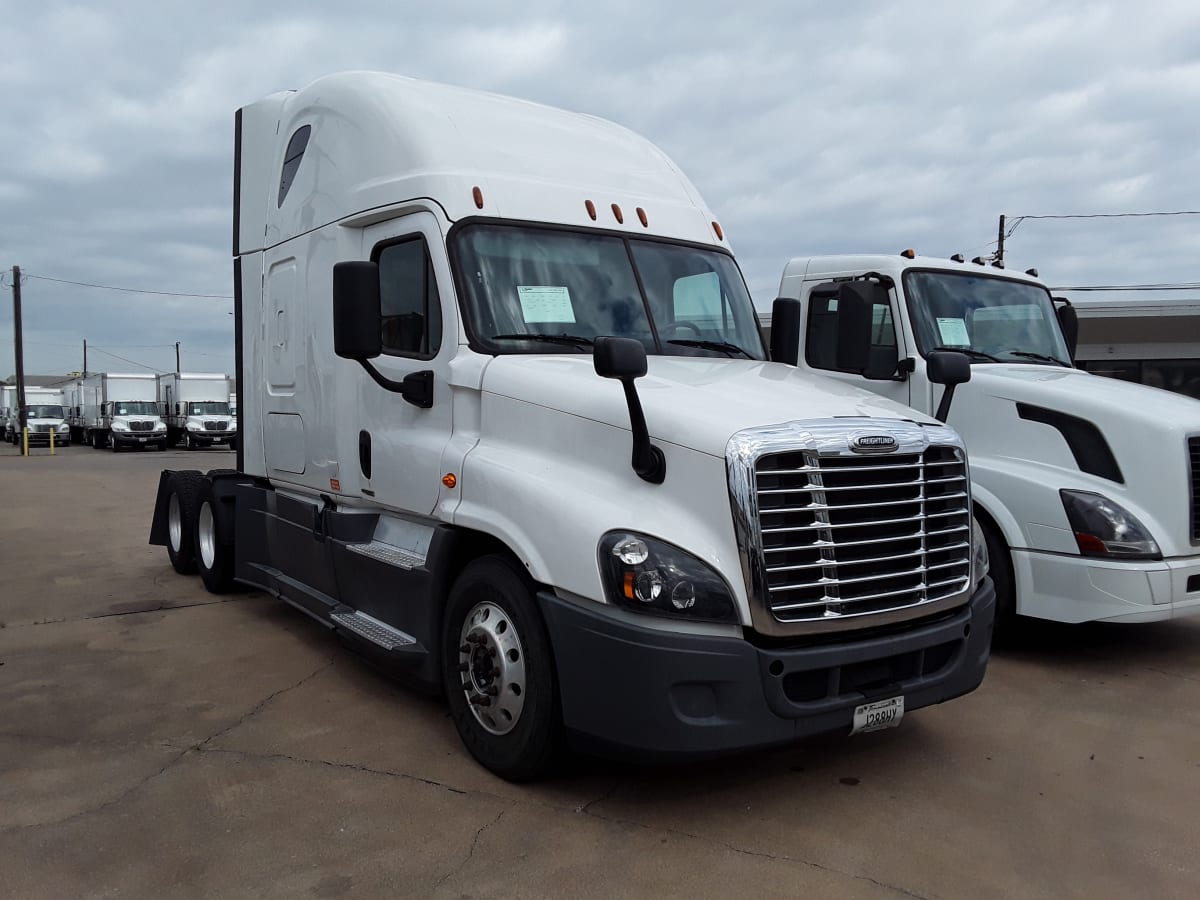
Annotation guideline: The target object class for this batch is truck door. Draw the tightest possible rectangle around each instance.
[357,211,454,515]
[800,279,913,408]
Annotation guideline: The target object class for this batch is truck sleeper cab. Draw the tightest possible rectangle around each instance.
[150,74,994,780]
[769,253,1200,627]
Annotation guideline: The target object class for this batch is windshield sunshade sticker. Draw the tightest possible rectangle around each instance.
[935,317,970,346]
[517,285,576,324]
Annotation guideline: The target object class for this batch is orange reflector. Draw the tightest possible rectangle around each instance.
[636,207,648,227]
[900,248,916,259]
[472,186,484,209]
[623,571,636,600]
[585,199,597,220]
[442,473,457,488]
[330,478,341,491]
[611,203,624,224]
[712,221,724,240]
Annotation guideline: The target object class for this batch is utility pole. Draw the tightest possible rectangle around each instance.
[996,214,1006,264]
[175,341,181,373]
[83,338,87,376]
[12,265,26,439]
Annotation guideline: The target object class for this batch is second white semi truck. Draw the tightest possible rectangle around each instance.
[66,372,168,451]
[149,73,994,780]
[157,373,236,449]
[766,252,1200,629]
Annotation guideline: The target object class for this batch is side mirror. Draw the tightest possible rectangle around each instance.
[833,281,893,376]
[769,298,802,366]
[333,261,383,361]
[594,336,664,484]
[1053,297,1078,363]
[927,350,971,422]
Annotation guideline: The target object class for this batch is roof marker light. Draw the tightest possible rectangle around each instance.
[712,221,724,240]
[611,203,624,224]
[991,260,1005,269]
[950,253,965,263]
[1025,267,1039,278]
[636,207,648,227]
[971,256,987,265]
[900,248,916,259]
[472,186,484,209]
[585,200,597,220]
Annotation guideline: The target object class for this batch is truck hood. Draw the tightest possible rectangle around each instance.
[482,356,935,457]
[967,365,1200,435]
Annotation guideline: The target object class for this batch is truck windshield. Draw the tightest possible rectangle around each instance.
[189,402,230,415]
[904,271,1070,365]
[29,405,64,418]
[114,402,158,416]
[452,224,766,359]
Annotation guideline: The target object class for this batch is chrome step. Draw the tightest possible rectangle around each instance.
[331,611,416,650]
[346,541,426,570]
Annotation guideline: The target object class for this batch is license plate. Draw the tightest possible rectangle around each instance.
[138,437,147,443]
[851,696,904,735]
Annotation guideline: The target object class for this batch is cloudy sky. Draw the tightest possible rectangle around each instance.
[2,0,1198,378]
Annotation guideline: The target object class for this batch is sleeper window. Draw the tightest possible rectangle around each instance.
[277,125,311,207]
[378,237,442,358]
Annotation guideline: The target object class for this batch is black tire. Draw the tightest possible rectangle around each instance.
[109,433,119,452]
[982,519,1016,638]
[443,555,559,782]
[165,472,205,575]
[194,480,236,593]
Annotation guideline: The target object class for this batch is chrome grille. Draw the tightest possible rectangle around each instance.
[1189,437,1199,543]
[728,419,974,636]
[34,424,51,433]
[129,420,154,432]
[203,421,230,431]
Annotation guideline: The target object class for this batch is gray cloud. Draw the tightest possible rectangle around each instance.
[3,0,1198,376]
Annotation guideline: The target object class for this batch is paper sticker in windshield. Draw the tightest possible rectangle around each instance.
[936,317,970,346]
[517,286,576,324]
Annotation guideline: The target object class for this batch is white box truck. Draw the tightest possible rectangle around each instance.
[157,373,235,449]
[68,372,168,451]
[149,73,994,780]
[0,385,15,443]
[767,252,1200,629]
[7,386,70,446]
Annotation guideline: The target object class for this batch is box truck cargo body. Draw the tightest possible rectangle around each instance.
[157,373,235,449]
[148,73,994,780]
[768,253,1200,628]
[66,372,168,451]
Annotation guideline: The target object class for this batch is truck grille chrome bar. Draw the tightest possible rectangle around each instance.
[728,420,974,637]
[1189,436,1199,543]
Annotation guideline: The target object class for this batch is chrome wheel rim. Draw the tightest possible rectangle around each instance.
[198,501,216,570]
[458,601,526,735]
[168,493,182,552]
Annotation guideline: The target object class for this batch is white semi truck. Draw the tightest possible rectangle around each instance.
[67,372,168,451]
[149,73,994,780]
[767,252,1200,629]
[5,386,70,446]
[157,373,236,449]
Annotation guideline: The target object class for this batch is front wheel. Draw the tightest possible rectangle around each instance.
[982,519,1016,639]
[443,555,559,782]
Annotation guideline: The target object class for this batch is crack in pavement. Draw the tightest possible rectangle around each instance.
[434,808,508,889]
[7,596,245,629]
[575,779,621,814]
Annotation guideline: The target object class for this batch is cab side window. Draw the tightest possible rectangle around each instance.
[377,237,442,359]
[805,290,898,378]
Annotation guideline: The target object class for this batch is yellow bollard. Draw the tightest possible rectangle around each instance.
[22,427,29,457]
[50,428,55,456]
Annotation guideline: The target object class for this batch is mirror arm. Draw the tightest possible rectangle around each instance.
[358,361,434,409]
[619,377,666,484]
[934,384,956,423]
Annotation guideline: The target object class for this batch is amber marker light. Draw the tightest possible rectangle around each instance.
[442,473,457,488]
[611,203,624,224]
[623,571,636,600]
[636,207,648,227]
[472,186,484,209]
[585,200,597,220]
[711,221,724,240]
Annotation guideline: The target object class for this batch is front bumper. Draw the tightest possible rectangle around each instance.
[24,431,71,445]
[1017,549,1200,623]
[113,431,167,446]
[186,431,236,445]
[539,579,995,761]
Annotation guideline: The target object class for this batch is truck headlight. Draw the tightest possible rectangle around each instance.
[971,517,989,583]
[58,423,70,433]
[155,421,167,431]
[112,421,129,432]
[1060,490,1161,560]
[186,421,201,431]
[598,532,737,623]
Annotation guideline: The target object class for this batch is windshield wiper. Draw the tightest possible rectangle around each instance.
[1003,350,1070,367]
[928,346,1001,363]
[666,339,753,358]
[491,333,594,350]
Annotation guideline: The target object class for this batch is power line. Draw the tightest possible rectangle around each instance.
[88,346,166,373]
[1005,210,1200,242]
[21,273,233,300]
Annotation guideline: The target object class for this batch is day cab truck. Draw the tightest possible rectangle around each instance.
[766,252,1200,629]
[5,386,70,447]
[149,73,994,780]
[67,372,169,451]
[157,372,236,450]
